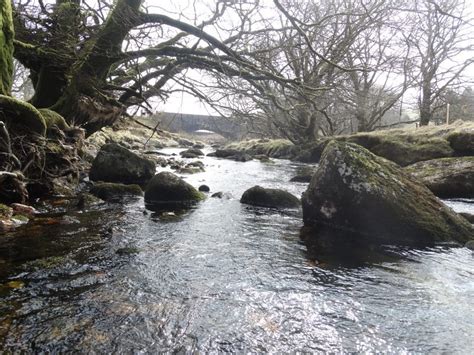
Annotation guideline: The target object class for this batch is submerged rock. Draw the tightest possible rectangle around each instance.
[90,182,143,201]
[144,172,204,210]
[211,192,233,199]
[290,166,318,183]
[90,143,155,185]
[405,157,474,198]
[180,148,204,158]
[302,141,473,247]
[240,186,300,209]
[76,193,104,208]
[198,185,210,192]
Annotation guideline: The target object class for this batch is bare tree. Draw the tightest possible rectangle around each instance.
[404,0,474,126]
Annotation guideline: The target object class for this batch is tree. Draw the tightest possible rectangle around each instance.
[0,0,14,95]
[206,0,412,141]
[404,0,474,126]
[12,0,295,135]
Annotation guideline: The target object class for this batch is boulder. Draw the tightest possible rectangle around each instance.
[290,166,318,183]
[405,157,474,198]
[89,143,155,185]
[213,148,241,158]
[211,192,233,199]
[144,172,204,209]
[254,154,271,162]
[75,193,104,208]
[290,174,312,183]
[199,185,210,192]
[466,240,474,250]
[368,137,454,166]
[302,141,473,247]
[447,131,474,155]
[241,186,300,209]
[90,182,143,201]
[180,148,204,158]
[460,213,474,224]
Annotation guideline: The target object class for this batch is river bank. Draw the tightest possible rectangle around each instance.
[0,144,473,352]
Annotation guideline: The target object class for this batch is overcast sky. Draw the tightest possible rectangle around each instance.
[155,0,474,116]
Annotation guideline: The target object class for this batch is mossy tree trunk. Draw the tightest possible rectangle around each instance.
[0,0,14,96]
[51,0,143,135]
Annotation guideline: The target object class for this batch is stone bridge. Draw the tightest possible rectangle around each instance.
[138,112,243,139]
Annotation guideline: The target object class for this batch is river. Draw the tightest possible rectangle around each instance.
[1,149,473,352]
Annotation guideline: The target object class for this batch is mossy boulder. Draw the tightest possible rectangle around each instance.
[211,148,253,162]
[224,139,295,159]
[302,141,473,247]
[405,157,474,198]
[180,148,204,158]
[447,131,474,155]
[213,148,241,158]
[89,143,155,185]
[144,172,204,210]
[90,182,143,201]
[240,186,300,209]
[369,137,454,166]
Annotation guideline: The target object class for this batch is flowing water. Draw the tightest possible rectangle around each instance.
[0,150,473,352]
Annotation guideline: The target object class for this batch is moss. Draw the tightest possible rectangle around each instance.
[0,0,14,95]
[225,139,294,158]
[302,140,473,245]
[144,172,205,211]
[404,157,474,198]
[368,136,454,166]
[0,95,47,135]
[0,204,12,219]
[446,131,474,155]
[38,108,69,130]
[11,214,29,222]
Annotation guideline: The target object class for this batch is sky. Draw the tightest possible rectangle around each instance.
[154,0,474,117]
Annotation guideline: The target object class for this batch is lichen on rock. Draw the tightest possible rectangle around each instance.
[302,140,473,248]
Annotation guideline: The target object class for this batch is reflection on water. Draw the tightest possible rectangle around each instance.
[0,150,473,352]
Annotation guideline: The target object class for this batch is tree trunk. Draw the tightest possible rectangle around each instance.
[52,0,143,135]
[0,0,14,96]
[419,81,432,126]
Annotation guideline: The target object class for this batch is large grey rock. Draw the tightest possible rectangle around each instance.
[144,172,204,209]
[89,143,155,185]
[241,186,300,209]
[405,157,474,198]
[302,141,473,247]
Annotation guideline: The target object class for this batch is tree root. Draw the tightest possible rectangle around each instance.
[0,94,46,135]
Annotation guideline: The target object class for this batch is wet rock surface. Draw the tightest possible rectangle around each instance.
[144,172,204,210]
[90,182,143,201]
